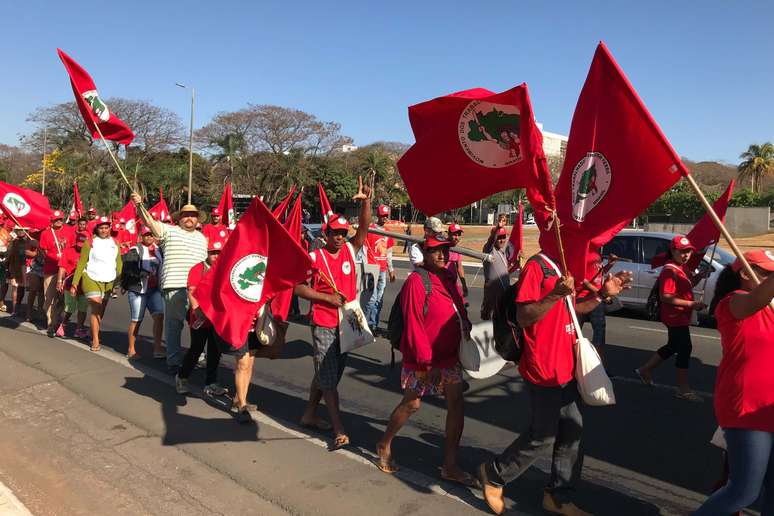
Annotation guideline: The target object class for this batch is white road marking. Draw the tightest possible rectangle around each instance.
[628,325,720,340]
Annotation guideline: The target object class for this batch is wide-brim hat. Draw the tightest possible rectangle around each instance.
[174,204,204,221]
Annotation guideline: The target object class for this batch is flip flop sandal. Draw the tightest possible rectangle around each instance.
[231,401,258,412]
[330,434,350,451]
[375,456,399,474]
[634,368,654,387]
[126,353,140,360]
[675,391,703,402]
[90,345,101,352]
[300,419,333,432]
[440,468,480,488]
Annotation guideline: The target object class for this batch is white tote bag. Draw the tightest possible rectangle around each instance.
[539,254,616,406]
[338,300,375,353]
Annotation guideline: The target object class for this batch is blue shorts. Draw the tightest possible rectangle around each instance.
[128,289,164,322]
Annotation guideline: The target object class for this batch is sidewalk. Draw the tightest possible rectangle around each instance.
[0,321,488,516]
[0,480,32,516]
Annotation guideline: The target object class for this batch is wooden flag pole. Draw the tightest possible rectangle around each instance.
[187,87,195,205]
[0,208,33,239]
[92,123,133,189]
[683,172,760,285]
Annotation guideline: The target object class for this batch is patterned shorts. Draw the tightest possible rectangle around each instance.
[401,364,463,397]
[311,325,347,391]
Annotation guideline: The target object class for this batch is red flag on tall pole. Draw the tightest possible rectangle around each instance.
[397,85,551,216]
[73,181,83,216]
[56,49,134,145]
[194,198,312,348]
[317,182,334,221]
[272,193,305,322]
[150,188,171,223]
[0,181,52,230]
[507,200,524,272]
[541,42,687,282]
[272,184,296,222]
[216,180,235,229]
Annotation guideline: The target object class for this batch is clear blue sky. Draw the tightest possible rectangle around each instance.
[1,1,771,164]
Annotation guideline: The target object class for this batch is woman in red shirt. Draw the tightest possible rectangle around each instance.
[636,235,708,401]
[694,250,774,515]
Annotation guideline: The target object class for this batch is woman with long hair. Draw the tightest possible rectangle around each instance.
[71,217,122,352]
[635,235,708,401]
[694,250,774,515]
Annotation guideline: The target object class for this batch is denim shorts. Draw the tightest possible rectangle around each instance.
[128,288,164,322]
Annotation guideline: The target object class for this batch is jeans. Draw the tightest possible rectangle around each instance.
[180,326,221,385]
[486,380,584,500]
[365,270,387,328]
[162,288,189,370]
[579,302,606,348]
[694,428,774,515]
[128,288,164,322]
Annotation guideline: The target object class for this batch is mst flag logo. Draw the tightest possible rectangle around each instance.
[571,152,612,222]
[82,90,110,122]
[2,192,31,217]
[458,101,522,168]
[229,254,268,302]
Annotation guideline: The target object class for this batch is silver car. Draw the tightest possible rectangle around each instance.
[600,230,735,323]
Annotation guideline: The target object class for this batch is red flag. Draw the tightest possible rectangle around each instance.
[217,180,235,229]
[507,200,524,272]
[116,200,138,237]
[397,85,549,216]
[0,181,52,230]
[73,181,83,216]
[317,182,333,221]
[194,198,312,348]
[651,180,735,269]
[57,49,134,145]
[149,188,171,222]
[542,42,687,281]
[272,185,296,222]
[272,193,305,322]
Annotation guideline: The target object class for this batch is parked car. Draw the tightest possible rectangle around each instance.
[600,230,735,324]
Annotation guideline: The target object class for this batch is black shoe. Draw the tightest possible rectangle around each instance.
[236,408,253,424]
[46,329,55,338]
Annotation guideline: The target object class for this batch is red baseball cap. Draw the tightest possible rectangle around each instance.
[111,223,121,232]
[731,249,774,273]
[138,224,153,235]
[211,207,221,216]
[95,216,110,227]
[50,210,64,221]
[88,207,97,214]
[326,214,350,231]
[448,223,463,234]
[119,217,126,224]
[495,227,508,237]
[208,239,224,252]
[69,211,77,219]
[377,205,390,217]
[423,235,451,249]
[671,235,694,251]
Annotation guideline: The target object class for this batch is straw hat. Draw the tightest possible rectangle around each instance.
[173,204,204,221]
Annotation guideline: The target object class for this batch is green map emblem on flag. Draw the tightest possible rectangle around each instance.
[81,90,110,122]
[570,152,612,222]
[2,192,31,217]
[458,101,522,168]
[229,254,268,302]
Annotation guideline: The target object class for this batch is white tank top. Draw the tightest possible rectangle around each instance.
[85,237,118,282]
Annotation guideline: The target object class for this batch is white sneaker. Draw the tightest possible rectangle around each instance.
[175,374,190,394]
[203,383,227,396]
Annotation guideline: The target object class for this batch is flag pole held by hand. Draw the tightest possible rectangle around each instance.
[92,122,133,189]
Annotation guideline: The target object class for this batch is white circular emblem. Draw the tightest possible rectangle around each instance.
[342,261,352,275]
[458,100,523,168]
[765,250,774,261]
[82,90,110,122]
[219,230,226,238]
[2,193,31,217]
[125,219,136,234]
[571,152,612,223]
[338,217,347,225]
[229,254,268,302]
[214,241,222,249]
[680,237,689,245]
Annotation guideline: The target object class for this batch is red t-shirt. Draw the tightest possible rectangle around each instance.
[187,261,212,328]
[400,268,467,371]
[58,246,82,288]
[38,226,70,276]
[659,262,694,327]
[516,256,576,387]
[309,244,358,328]
[365,226,393,272]
[202,223,230,243]
[714,293,774,432]
[86,219,99,234]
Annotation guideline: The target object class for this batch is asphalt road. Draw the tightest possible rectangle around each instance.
[0,262,752,515]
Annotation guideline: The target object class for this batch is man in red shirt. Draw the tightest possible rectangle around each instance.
[478,251,631,516]
[376,235,473,485]
[53,231,89,338]
[202,207,230,244]
[86,207,99,234]
[40,210,70,337]
[364,204,395,332]
[294,176,371,450]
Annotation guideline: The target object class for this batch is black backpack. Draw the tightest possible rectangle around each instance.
[491,255,558,363]
[386,267,433,368]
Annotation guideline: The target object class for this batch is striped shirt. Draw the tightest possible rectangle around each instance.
[158,225,207,290]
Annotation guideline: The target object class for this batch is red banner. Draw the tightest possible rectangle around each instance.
[217,180,235,229]
[0,181,52,230]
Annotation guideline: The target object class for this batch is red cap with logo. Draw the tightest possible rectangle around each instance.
[671,235,694,250]
[326,214,350,231]
[211,207,221,216]
[95,216,110,227]
[423,235,451,249]
[495,227,508,237]
[88,207,97,214]
[448,223,463,234]
[69,211,77,220]
[731,249,774,273]
[50,210,64,221]
[208,239,224,252]
[377,205,390,217]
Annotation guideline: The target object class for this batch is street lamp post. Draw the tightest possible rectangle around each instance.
[176,83,195,205]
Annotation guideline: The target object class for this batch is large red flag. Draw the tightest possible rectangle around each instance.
[0,181,52,230]
[272,184,296,222]
[507,200,524,272]
[272,193,305,322]
[149,188,171,222]
[217,180,235,229]
[57,49,134,145]
[194,198,312,348]
[317,182,334,221]
[116,200,138,237]
[651,180,735,269]
[542,42,687,281]
[397,85,549,216]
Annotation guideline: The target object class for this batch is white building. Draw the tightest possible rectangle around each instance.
[340,144,358,153]
[536,123,567,158]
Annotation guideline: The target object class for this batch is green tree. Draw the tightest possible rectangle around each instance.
[738,142,774,194]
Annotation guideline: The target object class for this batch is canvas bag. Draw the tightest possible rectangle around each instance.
[539,253,616,406]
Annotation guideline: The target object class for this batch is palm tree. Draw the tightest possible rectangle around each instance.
[738,142,774,193]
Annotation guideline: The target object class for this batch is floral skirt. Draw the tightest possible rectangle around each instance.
[401,364,462,397]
